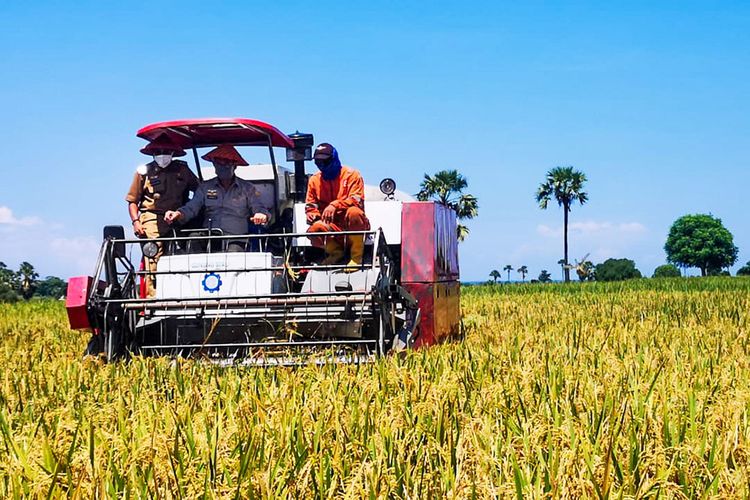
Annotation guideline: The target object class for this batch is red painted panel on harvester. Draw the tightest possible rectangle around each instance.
[401,201,461,347]
[405,281,461,349]
[401,202,460,283]
[433,281,461,342]
[66,276,93,331]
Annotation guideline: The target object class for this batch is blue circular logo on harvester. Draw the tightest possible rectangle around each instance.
[202,272,223,293]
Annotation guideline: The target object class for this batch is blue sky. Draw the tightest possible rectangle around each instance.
[0,1,747,281]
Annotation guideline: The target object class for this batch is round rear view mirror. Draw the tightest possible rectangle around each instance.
[379,178,396,196]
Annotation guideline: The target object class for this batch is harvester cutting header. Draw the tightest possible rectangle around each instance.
[66,118,461,364]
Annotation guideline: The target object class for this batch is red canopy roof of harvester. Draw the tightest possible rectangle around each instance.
[137,118,295,149]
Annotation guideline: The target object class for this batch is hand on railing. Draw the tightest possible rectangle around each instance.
[164,211,182,225]
[251,213,268,225]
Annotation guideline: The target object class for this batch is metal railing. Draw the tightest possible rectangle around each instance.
[85,227,398,358]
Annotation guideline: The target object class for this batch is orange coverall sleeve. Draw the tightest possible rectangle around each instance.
[330,170,365,210]
[305,176,321,220]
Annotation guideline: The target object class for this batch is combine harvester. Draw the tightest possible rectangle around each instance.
[66,118,461,364]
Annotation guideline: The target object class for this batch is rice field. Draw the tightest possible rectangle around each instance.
[0,278,749,498]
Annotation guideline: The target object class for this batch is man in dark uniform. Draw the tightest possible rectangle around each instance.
[126,133,199,296]
[164,144,271,252]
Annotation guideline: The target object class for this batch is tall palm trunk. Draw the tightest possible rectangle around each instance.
[563,203,570,282]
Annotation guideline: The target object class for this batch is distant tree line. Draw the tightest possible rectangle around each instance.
[418,165,746,283]
[0,262,66,302]
[488,176,744,282]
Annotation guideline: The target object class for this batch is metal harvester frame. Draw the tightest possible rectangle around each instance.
[65,117,459,364]
[80,228,420,364]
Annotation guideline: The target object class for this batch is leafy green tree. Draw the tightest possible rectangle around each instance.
[652,264,681,278]
[35,276,67,298]
[489,270,501,283]
[16,262,39,300]
[595,258,642,282]
[417,170,478,242]
[517,265,528,282]
[737,262,750,276]
[536,166,588,282]
[0,262,20,303]
[538,269,552,283]
[0,262,18,288]
[0,284,19,302]
[665,214,738,276]
[575,260,595,282]
[503,265,513,283]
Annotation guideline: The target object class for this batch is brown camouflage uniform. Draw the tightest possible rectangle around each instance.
[125,160,198,297]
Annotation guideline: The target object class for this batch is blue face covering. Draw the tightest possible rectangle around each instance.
[316,148,342,180]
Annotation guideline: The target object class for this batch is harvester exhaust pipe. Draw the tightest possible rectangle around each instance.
[286,131,314,202]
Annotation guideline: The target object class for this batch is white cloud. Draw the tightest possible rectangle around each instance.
[50,236,100,255]
[0,206,100,277]
[509,219,655,273]
[50,237,101,275]
[537,220,647,238]
[0,206,42,226]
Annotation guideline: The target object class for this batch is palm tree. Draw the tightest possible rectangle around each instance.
[489,270,501,283]
[538,269,552,283]
[536,166,588,282]
[503,264,513,282]
[517,265,528,282]
[417,170,478,242]
[16,261,38,300]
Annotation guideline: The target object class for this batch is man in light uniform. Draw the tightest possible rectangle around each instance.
[305,143,370,270]
[164,145,271,251]
[126,133,199,297]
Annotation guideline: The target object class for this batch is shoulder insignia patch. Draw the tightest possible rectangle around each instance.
[136,164,148,175]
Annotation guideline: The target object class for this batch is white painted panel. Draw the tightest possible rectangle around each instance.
[292,199,402,246]
[156,252,274,299]
[300,269,379,293]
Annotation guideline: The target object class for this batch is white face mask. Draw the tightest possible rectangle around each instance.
[154,154,173,168]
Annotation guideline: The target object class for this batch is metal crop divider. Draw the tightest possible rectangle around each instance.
[365,229,397,356]
[86,237,140,358]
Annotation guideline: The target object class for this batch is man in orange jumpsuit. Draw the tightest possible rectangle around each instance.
[305,143,370,269]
